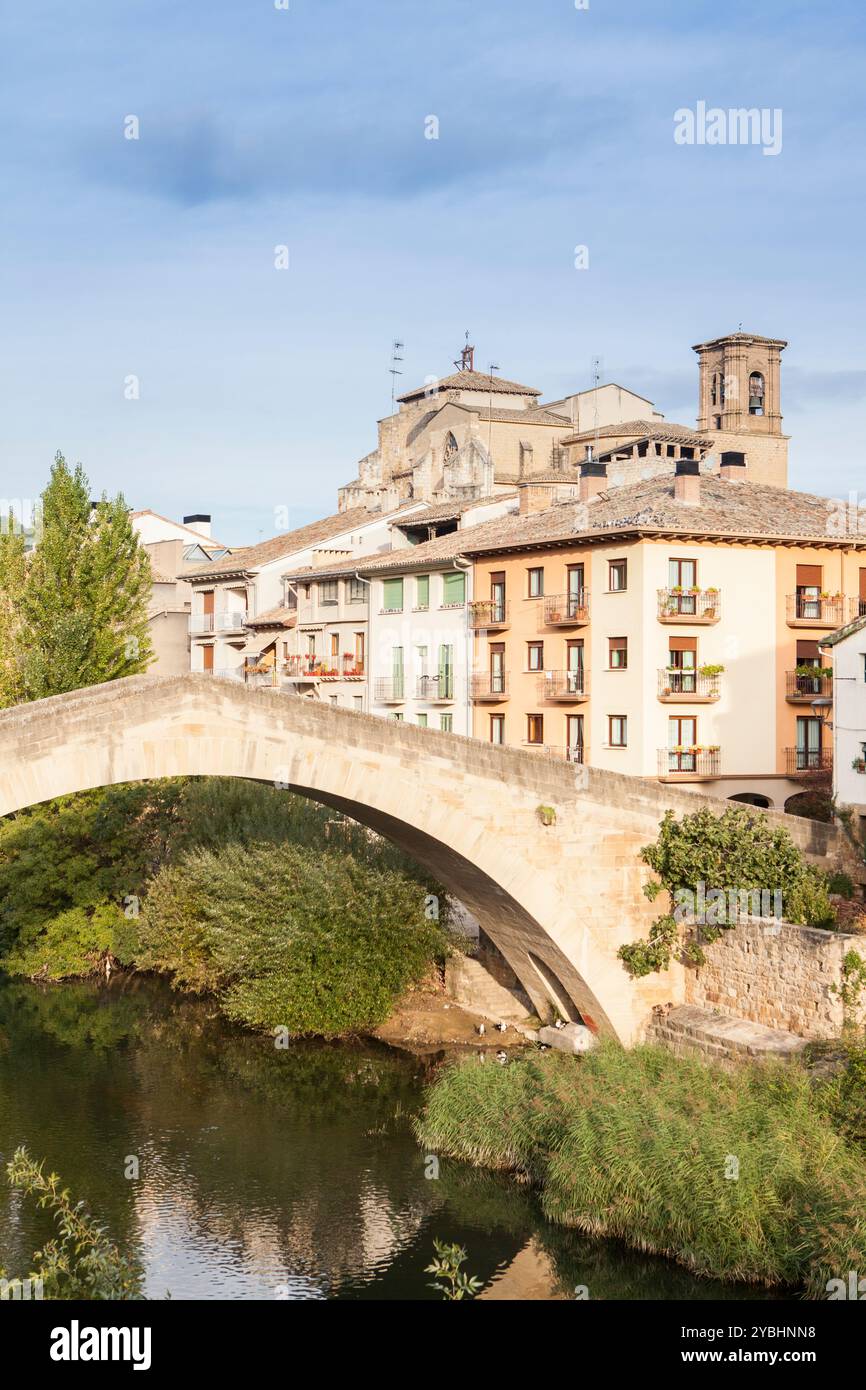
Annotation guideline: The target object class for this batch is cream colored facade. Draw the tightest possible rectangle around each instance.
[469,522,866,810]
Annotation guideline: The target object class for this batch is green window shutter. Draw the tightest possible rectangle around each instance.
[392,646,404,697]
[438,644,453,698]
[416,574,430,608]
[383,577,404,611]
[442,572,465,606]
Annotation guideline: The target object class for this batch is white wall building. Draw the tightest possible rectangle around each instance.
[824,614,866,820]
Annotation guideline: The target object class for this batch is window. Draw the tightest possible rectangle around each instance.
[438,645,454,699]
[417,713,428,728]
[667,716,696,771]
[440,713,453,732]
[329,695,339,707]
[392,647,404,698]
[391,713,404,722]
[748,371,765,416]
[668,557,698,614]
[527,641,544,671]
[415,574,430,609]
[526,714,544,745]
[319,579,338,606]
[347,577,365,604]
[353,696,363,711]
[608,716,627,747]
[609,636,627,670]
[490,572,506,623]
[609,559,627,592]
[795,564,822,620]
[567,714,584,762]
[528,567,544,598]
[382,577,404,612]
[795,716,822,770]
[330,632,339,660]
[442,571,465,607]
[668,636,697,692]
[489,643,505,694]
[490,714,505,744]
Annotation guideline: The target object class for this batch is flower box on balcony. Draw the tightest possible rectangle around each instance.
[853,759,866,774]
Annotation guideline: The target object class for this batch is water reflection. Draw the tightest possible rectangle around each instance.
[0,976,774,1301]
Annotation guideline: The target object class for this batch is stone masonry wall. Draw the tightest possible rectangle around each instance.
[684,917,865,1040]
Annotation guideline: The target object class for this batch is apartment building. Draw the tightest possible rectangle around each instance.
[185,506,422,678]
[131,510,231,676]
[823,613,866,822]
[354,457,865,810]
[276,495,518,717]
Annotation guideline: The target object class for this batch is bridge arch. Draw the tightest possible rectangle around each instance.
[0,676,841,1045]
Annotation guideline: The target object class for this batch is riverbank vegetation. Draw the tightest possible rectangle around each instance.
[2,1148,143,1300]
[415,1042,866,1296]
[619,806,838,977]
[0,777,454,1037]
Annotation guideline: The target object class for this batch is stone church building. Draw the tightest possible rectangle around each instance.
[337,331,789,513]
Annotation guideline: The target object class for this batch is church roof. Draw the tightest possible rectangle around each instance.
[397,369,541,404]
[559,419,709,446]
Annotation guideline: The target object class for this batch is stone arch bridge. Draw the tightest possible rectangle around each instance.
[0,675,843,1045]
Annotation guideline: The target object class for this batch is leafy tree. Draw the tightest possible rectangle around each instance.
[0,507,27,705]
[618,806,835,977]
[14,452,153,702]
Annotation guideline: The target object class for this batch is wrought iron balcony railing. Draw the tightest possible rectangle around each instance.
[657,669,721,700]
[537,670,589,702]
[657,747,721,777]
[543,592,590,626]
[470,672,509,701]
[657,589,721,622]
[468,599,510,629]
[785,748,832,775]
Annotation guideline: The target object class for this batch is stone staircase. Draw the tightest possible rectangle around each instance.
[651,1004,808,1065]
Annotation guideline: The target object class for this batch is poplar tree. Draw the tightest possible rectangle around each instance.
[16,452,153,702]
[0,510,27,707]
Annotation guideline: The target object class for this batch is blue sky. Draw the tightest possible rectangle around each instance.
[1,0,864,544]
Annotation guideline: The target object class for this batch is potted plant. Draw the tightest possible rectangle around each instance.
[698,663,725,677]
[852,758,866,774]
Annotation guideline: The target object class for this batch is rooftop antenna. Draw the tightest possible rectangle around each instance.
[389,339,404,412]
[591,355,602,462]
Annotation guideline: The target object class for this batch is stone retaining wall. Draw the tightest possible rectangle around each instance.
[684,917,865,1040]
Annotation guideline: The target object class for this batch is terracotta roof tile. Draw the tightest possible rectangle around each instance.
[398,369,541,403]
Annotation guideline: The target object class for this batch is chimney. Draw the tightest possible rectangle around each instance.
[719,450,747,483]
[674,459,701,504]
[184,513,212,538]
[579,460,607,503]
[517,479,554,515]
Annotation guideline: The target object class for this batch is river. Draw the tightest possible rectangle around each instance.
[0,974,773,1301]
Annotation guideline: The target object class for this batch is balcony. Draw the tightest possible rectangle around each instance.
[283,654,365,682]
[189,613,216,634]
[786,595,845,628]
[657,669,721,702]
[657,590,720,624]
[468,599,510,631]
[785,671,833,703]
[785,748,832,775]
[537,670,589,703]
[415,675,455,704]
[523,742,585,762]
[374,677,406,704]
[543,592,590,627]
[218,609,250,633]
[657,747,721,780]
[471,672,509,702]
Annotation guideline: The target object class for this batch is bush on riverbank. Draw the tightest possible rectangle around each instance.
[129,842,449,1036]
[415,1043,866,1295]
[0,777,444,980]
